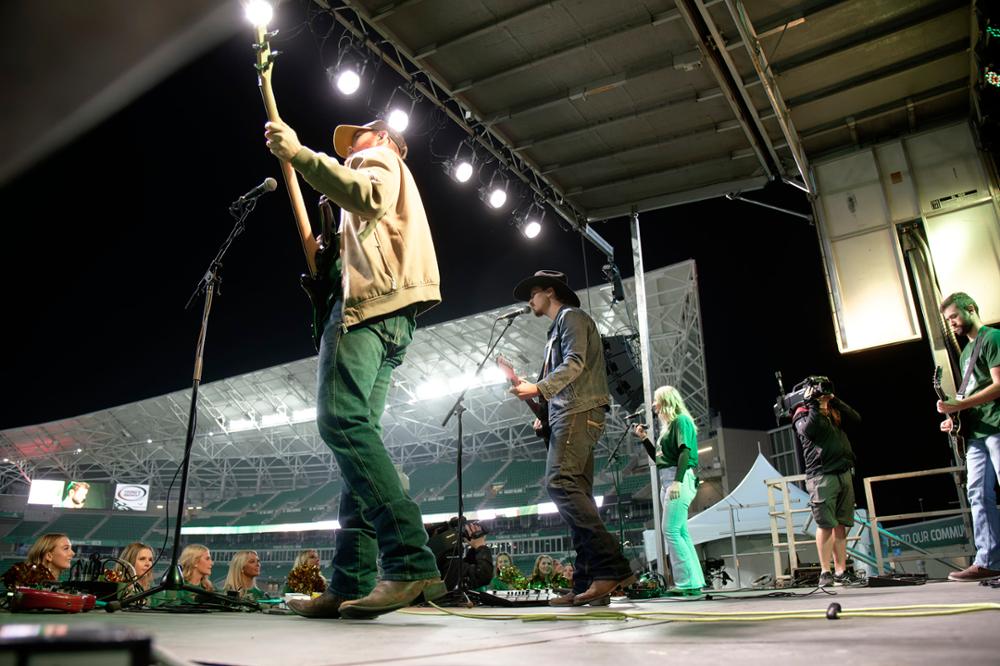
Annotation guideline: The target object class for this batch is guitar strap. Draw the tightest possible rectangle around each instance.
[957,330,988,399]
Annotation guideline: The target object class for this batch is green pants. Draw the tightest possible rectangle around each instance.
[659,467,705,590]
[317,303,439,599]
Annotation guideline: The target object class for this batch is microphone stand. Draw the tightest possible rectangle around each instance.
[604,426,633,551]
[436,315,518,607]
[111,197,265,612]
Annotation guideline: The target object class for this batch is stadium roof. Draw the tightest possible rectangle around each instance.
[0,261,708,500]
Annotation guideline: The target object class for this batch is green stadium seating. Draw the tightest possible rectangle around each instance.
[43,513,106,541]
[2,520,51,543]
[88,515,160,545]
[408,462,457,497]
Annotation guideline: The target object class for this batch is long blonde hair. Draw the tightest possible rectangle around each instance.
[223,550,259,594]
[117,542,155,590]
[179,544,214,591]
[26,533,70,577]
[654,385,695,431]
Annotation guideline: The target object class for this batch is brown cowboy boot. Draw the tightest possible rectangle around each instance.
[286,592,347,619]
[339,578,447,619]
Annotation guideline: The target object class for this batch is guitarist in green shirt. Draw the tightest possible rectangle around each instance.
[938,292,1000,582]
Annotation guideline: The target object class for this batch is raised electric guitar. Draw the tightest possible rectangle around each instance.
[497,355,550,445]
[252,24,339,348]
[933,365,967,460]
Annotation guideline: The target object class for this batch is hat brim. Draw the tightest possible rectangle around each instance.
[333,124,368,159]
[512,276,580,308]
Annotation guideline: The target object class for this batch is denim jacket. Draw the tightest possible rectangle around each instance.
[536,306,610,419]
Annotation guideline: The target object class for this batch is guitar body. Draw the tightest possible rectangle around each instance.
[933,366,967,461]
[497,355,551,445]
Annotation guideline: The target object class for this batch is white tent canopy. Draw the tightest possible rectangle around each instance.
[689,453,811,546]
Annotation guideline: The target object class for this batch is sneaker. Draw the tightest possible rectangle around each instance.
[833,570,865,586]
[818,571,834,587]
[948,565,1000,582]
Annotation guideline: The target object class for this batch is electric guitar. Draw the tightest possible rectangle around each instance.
[496,355,550,444]
[933,365,967,460]
[252,24,339,348]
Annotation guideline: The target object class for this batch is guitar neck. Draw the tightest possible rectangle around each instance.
[255,26,318,277]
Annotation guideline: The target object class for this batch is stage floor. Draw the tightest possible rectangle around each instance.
[2,581,999,665]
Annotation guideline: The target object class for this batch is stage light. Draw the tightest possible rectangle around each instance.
[453,161,474,182]
[383,86,418,134]
[444,141,476,184]
[514,202,545,238]
[387,108,409,132]
[336,69,361,95]
[479,171,509,209]
[244,0,273,26]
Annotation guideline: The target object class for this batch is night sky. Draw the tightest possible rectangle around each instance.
[0,3,958,513]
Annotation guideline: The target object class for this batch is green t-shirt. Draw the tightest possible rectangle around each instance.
[960,325,1000,439]
[655,413,698,480]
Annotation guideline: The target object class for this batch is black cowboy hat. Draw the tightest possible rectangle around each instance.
[512,270,580,308]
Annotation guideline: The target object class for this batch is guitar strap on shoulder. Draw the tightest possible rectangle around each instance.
[957,330,988,398]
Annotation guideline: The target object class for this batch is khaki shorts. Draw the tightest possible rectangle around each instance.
[806,470,855,528]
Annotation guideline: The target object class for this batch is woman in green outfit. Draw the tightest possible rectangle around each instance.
[633,386,706,595]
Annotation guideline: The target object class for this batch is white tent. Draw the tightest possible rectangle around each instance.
[688,453,812,546]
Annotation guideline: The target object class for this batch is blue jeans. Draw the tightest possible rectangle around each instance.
[317,302,439,599]
[966,433,1000,570]
[659,467,705,590]
[545,407,632,594]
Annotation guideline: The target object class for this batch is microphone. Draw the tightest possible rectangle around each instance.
[232,177,278,206]
[623,407,646,420]
[496,305,531,320]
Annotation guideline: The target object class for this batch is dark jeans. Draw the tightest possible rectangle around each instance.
[317,302,439,599]
[545,406,631,594]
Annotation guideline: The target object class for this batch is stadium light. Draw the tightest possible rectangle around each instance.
[244,0,273,26]
[443,141,476,184]
[383,86,419,134]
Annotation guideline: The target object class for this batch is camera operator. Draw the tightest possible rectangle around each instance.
[428,518,493,592]
[792,376,864,587]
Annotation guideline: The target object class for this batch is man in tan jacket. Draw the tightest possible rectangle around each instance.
[265,118,445,619]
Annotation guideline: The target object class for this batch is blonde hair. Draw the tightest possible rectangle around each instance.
[223,550,259,594]
[653,385,695,431]
[117,542,155,590]
[179,544,214,591]
[292,549,319,570]
[26,533,71,576]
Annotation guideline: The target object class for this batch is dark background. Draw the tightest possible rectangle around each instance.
[0,3,960,515]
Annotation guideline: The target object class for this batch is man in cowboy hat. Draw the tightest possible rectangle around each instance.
[510,270,635,606]
[265,117,444,619]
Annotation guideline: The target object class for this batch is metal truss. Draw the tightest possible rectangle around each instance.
[0,262,708,500]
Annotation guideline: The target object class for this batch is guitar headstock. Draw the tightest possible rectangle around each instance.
[253,25,279,84]
[932,365,948,401]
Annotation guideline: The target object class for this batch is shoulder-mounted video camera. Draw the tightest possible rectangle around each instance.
[773,373,834,422]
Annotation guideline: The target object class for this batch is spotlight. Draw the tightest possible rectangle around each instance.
[336,69,361,95]
[387,108,409,132]
[443,141,476,184]
[453,161,474,182]
[244,0,273,26]
[383,86,418,134]
[328,43,368,97]
[479,172,509,210]
[514,203,545,239]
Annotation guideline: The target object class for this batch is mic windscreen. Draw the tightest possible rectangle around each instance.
[263,177,278,192]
